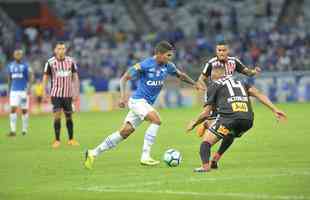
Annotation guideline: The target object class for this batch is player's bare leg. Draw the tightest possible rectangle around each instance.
[194,130,220,173]
[8,106,17,137]
[52,111,61,148]
[140,111,161,166]
[84,122,133,169]
[21,109,28,136]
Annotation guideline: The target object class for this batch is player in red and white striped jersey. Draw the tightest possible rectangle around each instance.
[42,41,80,148]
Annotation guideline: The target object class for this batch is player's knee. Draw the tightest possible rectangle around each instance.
[54,113,61,120]
[54,118,61,123]
[119,124,135,139]
[154,120,161,126]
[11,107,17,113]
[65,113,72,120]
[150,117,161,125]
[119,129,133,139]
[122,128,135,138]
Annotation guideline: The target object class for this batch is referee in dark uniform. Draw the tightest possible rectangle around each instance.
[42,41,80,148]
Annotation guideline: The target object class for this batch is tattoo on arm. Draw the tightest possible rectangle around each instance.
[242,67,256,77]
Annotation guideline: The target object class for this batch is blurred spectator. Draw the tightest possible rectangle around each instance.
[0,0,309,92]
[33,79,44,113]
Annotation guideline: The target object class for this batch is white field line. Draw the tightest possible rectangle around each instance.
[79,171,310,189]
[77,172,310,199]
[78,188,310,200]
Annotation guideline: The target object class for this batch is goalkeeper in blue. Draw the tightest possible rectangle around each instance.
[84,41,202,169]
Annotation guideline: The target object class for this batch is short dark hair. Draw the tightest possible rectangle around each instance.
[54,41,66,49]
[154,41,174,54]
[216,40,228,46]
[14,48,23,52]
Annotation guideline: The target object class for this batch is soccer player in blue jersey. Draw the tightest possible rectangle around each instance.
[84,41,202,169]
[7,49,33,136]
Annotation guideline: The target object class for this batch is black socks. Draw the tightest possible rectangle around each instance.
[200,141,211,164]
[54,119,61,141]
[66,119,73,140]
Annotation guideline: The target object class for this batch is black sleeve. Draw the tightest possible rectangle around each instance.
[205,83,219,106]
[202,62,212,77]
[71,60,78,73]
[43,62,51,75]
[235,58,246,73]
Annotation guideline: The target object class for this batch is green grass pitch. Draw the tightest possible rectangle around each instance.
[0,103,309,200]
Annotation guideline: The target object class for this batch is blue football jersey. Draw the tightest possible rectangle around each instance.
[7,61,30,91]
[130,57,178,105]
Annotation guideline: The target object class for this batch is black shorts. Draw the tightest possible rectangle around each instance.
[51,97,73,113]
[209,117,253,139]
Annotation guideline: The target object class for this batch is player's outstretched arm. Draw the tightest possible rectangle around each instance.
[241,66,262,77]
[187,105,213,132]
[236,58,261,77]
[176,70,204,91]
[248,86,287,122]
[197,74,207,91]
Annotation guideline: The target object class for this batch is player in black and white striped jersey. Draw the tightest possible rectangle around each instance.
[198,42,262,89]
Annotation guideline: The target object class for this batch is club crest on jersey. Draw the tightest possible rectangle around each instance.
[227,61,236,74]
[146,80,164,86]
[56,70,72,77]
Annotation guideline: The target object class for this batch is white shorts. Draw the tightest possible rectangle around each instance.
[10,91,29,109]
[124,98,156,129]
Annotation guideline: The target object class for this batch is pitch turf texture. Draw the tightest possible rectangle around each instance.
[0,103,309,200]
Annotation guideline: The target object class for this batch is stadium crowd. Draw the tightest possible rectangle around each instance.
[0,0,309,91]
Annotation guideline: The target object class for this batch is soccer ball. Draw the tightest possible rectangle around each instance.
[163,149,182,167]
